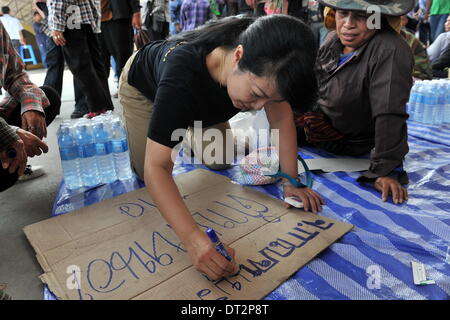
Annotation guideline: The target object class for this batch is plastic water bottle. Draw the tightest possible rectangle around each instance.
[422,81,433,124]
[408,84,417,121]
[57,123,82,190]
[414,82,425,122]
[111,120,133,180]
[435,82,446,125]
[445,81,450,124]
[75,123,102,187]
[93,122,117,183]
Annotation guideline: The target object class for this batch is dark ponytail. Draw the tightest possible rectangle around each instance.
[171,15,318,113]
[169,16,256,51]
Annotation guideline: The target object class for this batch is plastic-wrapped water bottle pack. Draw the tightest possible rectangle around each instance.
[57,112,133,190]
[407,79,450,125]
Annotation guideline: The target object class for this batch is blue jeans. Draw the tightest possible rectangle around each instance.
[430,14,449,43]
[38,42,47,68]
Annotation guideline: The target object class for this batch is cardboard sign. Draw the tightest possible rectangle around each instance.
[24,169,353,300]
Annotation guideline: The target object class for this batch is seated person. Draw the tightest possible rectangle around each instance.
[399,15,433,80]
[427,15,450,62]
[0,21,60,192]
[296,0,415,204]
[431,42,450,77]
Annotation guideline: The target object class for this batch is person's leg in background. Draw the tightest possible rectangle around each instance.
[419,19,431,45]
[71,77,89,118]
[43,37,64,99]
[111,57,119,80]
[104,19,134,78]
[430,14,449,42]
[101,19,134,98]
[86,29,113,110]
[62,25,113,114]
[99,26,112,80]
[37,39,48,68]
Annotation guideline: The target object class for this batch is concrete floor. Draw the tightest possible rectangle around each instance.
[0,68,120,300]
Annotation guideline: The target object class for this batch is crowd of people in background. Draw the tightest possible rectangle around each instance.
[20,0,450,121]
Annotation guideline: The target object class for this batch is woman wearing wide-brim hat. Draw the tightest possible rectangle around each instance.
[295,0,415,205]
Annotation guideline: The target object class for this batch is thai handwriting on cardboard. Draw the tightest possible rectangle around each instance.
[69,189,333,300]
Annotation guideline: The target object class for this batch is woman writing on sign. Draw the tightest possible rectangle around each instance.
[118,15,324,280]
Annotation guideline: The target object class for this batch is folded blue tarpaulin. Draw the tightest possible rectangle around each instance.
[45,120,450,300]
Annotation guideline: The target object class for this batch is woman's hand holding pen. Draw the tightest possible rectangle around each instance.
[184,229,239,281]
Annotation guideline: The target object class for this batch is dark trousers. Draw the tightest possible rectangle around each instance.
[62,24,113,113]
[0,85,60,192]
[418,20,431,46]
[43,36,87,114]
[100,19,134,79]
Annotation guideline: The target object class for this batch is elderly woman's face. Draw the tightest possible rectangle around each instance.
[335,10,377,52]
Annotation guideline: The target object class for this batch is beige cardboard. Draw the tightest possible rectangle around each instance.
[24,169,353,300]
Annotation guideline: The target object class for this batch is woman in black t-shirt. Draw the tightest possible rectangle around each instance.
[118,15,324,280]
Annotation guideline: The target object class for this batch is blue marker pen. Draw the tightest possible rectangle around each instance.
[206,228,232,261]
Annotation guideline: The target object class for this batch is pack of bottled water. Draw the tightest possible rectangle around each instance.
[57,112,133,190]
[407,79,450,125]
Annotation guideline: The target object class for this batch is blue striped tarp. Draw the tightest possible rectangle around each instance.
[46,120,450,300]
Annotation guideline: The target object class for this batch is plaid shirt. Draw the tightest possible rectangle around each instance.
[0,22,49,137]
[0,117,19,150]
[48,0,101,34]
[180,0,211,32]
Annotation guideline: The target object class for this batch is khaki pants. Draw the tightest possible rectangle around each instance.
[119,51,233,180]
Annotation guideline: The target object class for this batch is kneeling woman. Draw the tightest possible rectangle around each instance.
[297,0,415,205]
[118,15,324,280]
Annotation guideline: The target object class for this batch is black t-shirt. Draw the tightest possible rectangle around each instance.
[127,40,240,148]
